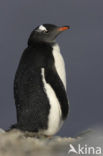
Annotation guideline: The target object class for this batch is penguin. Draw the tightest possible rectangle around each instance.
[12,24,70,136]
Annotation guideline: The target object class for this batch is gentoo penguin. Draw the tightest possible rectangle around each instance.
[12,24,70,136]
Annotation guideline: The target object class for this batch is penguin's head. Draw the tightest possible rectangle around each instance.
[28,24,70,45]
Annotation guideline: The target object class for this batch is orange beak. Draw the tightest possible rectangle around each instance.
[58,26,70,31]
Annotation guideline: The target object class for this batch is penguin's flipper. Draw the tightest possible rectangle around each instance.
[44,66,69,119]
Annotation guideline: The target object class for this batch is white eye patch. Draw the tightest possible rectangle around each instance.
[38,25,48,32]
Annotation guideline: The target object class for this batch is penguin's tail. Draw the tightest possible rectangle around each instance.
[10,124,18,129]
[6,123,18,132]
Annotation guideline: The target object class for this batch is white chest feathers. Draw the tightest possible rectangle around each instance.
[52,44,66,90]
[40,44,66,136]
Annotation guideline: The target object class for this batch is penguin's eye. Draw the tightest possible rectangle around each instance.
[42,30,48,33]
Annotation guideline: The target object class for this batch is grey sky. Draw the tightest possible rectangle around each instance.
[0,0,103,137]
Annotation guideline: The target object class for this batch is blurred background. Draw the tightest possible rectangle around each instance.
[0,0,103,137]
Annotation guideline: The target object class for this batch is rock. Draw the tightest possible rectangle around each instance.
[0,129,5,134]
[0,128,103,156]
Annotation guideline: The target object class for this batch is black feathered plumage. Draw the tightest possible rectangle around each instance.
[12,24,69,133]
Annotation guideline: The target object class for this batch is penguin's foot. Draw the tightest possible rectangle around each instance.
[23,132,52,139]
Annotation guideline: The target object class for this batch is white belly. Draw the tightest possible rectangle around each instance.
[40,44,66,136]
[52,44,66,90]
